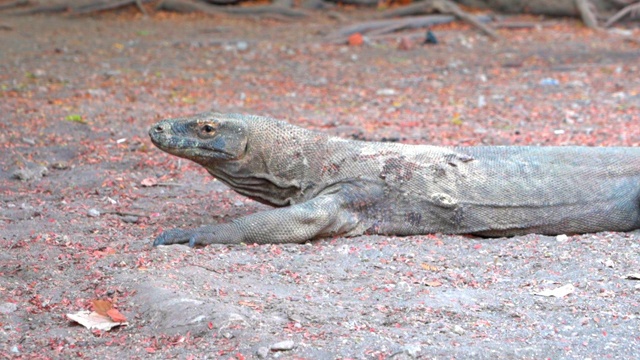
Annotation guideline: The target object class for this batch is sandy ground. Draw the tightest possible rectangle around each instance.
[1,7,639,359]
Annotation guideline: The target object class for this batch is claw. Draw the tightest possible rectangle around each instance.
[152,229,192,246]
[153,236,165,247]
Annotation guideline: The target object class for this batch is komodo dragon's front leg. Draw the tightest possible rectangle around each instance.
[153,192,359,246]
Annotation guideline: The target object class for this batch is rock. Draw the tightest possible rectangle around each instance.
[256,346,270,358]
[121,215,138,224]
[270,340,295,351]
[539,78,559,86]
[376,88,397,96]
[452,325,465,335]
[12,163,48,181]
[87,209,101,218]
[236,41,248,51]
[402,344,421,358]
[0,302,18,314]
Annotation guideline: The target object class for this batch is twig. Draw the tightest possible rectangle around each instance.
[156,182,186,187]
[188,262,224,274]
[101,210,148,218]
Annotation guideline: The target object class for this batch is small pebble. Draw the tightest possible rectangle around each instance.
[540,78,559,86]
[121,215,138,224]
[256,347,270,358]
[452,325,465,335]
[402,343,421,357]
[0,302,18,314]
[236,41,248,51]
[376,88,397,96]
[87,209,101,217]
[270,340,295,351]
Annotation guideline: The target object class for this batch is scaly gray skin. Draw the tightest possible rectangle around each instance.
[149,112,640,247]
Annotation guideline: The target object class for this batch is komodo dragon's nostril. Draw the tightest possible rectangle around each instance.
[155,125,164,132]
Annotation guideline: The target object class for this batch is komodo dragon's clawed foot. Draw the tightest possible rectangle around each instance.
[154,224,244,246]
[153,229,198,247]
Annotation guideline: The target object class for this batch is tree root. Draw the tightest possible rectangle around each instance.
[327,13,493,42]
[0,0,29,12]
[73,0,152,15]
[605,1,640,27]
[16,0,154,15]
[378,0,500,39]
[157,0,309,18]
[574,0,599,28]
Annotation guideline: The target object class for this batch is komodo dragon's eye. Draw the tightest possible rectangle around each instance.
[203,124,214,133]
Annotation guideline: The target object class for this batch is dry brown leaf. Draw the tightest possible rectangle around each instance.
[106,308,127,323]
[348,33,363,46]
[91,299,113,316]
[141,177,158,187]
[67,310,127,331]
[421,263,439,271]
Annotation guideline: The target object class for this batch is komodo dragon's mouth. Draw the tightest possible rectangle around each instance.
[149,123,239,161]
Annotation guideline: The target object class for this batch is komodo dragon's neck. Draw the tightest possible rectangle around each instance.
[206,116,330,207]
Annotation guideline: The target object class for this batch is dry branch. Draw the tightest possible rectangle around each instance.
[158,0,308,17]
[326,14,457,39]
[73,0,150,15]
[574,0,599,28]
[0,0,29,11]
[379,0,499,39]
[605,1,640,27]
[15,3,69,14]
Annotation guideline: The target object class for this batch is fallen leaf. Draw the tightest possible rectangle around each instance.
[141,177,158,187]
[65,114,86,124]
[92,299,112,316]
[107,308,127,323]
[348,33,363,46]
[67,310,128,331]
[421,263,439,271]
[533,284,575,298]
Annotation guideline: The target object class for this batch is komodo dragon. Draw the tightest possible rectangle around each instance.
[149,112,640,247]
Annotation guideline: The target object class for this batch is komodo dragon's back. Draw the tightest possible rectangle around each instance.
[149,112,640,246]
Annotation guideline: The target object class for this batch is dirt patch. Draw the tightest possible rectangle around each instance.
[1,10,639,359]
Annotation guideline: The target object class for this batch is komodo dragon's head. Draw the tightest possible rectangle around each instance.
[149,112,249,166]
[150,112,326,205]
